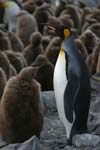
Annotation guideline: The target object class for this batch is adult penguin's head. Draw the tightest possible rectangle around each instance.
[47,23,76,54]
[47,23,71,40]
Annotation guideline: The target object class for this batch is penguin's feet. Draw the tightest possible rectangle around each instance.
[67,138,72,146]
[77,129,89,134]
[67,129,89,146]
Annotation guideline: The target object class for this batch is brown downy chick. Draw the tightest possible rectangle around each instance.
[0,30,12,51]
[7,31,24,52]
[96,42,100,72]
[16,10,38,47]
[0,67,43,143]
[79,1,86,8]
[80,29,98,54]
[96,52,100,73]
[14,52,28,67]
[60,4,81,30]
[23,32,44,65]
[22,0,37,14]
[85,9,100,22]
[33,3,53,33]
[45,37,61,65]
[10,64,17,76]
[81,18,97,33]
[34,0,44,6]
[5,50,24,73]
[80,7,96,31]
[32,54,50,66]
[75,38,88,60]
[21,0,27,2]
[55,0,67,17]
[0,51,11,79]
[86,43,100,76]
[32,54,54,91]
[59,14,74,29]
[88,23,100,38]
[42,36,50,51]
[0,68,7,100]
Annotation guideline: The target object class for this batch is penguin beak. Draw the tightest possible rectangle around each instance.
[41,23,56,31]
[47,26,56,31]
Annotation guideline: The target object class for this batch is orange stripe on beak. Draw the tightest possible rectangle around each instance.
[48,26,56,31]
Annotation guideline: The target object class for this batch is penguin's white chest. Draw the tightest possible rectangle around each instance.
[54,51,67,114]
[53,50,73,138]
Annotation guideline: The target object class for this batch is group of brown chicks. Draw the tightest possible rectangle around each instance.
[0,0,100,145]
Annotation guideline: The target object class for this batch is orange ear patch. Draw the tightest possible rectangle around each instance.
[64,29,71,38]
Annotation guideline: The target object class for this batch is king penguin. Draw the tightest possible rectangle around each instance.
[47,24,91,145]
[0,0,22,32]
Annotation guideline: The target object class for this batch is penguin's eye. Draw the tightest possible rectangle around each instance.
[64,29,71,38]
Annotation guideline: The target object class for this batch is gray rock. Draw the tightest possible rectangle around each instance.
[0,136,43,150]
[41,79,100,150]
[87,78,100,134]
[72,134,100,148]
[0,78,99,150]
[88,113,100,133]
[88,89,100,133]
[42,91,57,113]
[89,94,100,114]
[93,126,100,136]
[91,78,100,93]
[40,117,67,149]
[62,146,76,150]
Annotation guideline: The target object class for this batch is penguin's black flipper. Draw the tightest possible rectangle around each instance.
[64,73,80,123]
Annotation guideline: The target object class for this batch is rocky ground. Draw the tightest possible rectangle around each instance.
[0,75,100,150]
[0,0,100,149]
[40,75,100,150]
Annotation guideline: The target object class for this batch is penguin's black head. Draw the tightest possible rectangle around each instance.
[47,24,71,40]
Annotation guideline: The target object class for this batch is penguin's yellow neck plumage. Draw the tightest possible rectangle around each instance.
[59,48,65,62]
[59,48,64,55]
